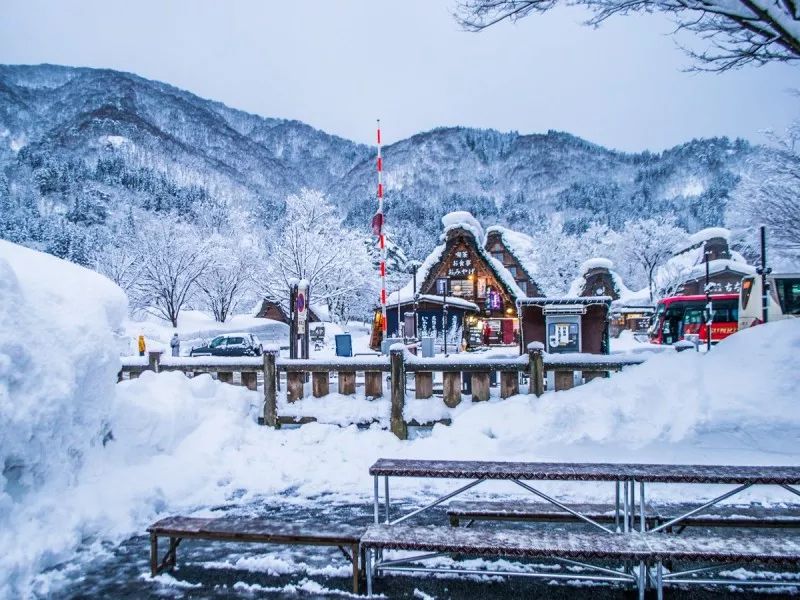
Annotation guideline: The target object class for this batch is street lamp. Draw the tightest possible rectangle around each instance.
[442,278,450,356]
[756,225,772,324]
[408,260,422,339]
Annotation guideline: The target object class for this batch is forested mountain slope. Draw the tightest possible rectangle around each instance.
[0,64,754,264]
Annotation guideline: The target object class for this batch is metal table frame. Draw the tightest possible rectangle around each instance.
[367,460,800,598]
[368,472,644,597]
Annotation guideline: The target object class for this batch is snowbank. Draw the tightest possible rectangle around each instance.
[0,241,127,596]
[0,241,127,499]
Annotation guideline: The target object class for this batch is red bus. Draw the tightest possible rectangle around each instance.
[648,294,739,345]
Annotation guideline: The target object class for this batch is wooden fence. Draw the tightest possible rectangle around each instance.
[119,344,646,439]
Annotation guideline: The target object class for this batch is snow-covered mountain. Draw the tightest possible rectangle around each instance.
[0,64,754,263]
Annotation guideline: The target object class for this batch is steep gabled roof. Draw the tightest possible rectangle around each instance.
[485,225,540,285]
[418,222,525,301]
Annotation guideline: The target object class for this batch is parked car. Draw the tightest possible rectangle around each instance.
[190,333,263,357]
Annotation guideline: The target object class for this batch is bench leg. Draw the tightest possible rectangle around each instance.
[638,560,646,600]
[366,548,373,597]
[656,561,663,600]
[351,543,359,594]
[150,532,158,577]
[169,537,178,568]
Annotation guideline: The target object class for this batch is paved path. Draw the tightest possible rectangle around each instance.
[50,500,800,598]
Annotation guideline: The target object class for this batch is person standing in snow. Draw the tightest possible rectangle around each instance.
[137,334,146,357]
[170,333,180,357]
[482,321,492,346]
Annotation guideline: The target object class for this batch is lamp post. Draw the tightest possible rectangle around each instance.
[756,225,772,324]
[442,278,449,356]
[408,260,422,339]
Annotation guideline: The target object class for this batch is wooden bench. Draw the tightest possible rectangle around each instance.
[362,524,800,598]
[446,500,800,532]
[362,523,648,596]
[147,516,365,593]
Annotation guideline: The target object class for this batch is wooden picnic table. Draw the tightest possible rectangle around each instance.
[366,458,800,598]
[369,458,800,533]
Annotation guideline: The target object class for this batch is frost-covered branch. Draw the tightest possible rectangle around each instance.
[455,0,800,70]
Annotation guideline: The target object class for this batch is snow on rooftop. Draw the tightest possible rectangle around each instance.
[486,225,540,278]
[685,258,756,280]
[566,257,641,301]
[579,257,614,272]
[440,210,484,242]
[674,227,731,254]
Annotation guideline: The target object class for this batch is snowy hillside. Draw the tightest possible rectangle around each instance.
[0,64,756,266]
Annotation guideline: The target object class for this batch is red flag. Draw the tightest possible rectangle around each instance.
[371,211,384,236]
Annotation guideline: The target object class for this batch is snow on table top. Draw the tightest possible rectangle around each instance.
[368,458,800,484]
[361,524,651,559]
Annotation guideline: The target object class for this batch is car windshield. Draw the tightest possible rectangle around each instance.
[209,336,225,348]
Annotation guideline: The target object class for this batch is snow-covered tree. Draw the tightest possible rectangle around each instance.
[257,189,374,322]
[95,241,145,311]
[728,121,800,253]
[133,222,214,327]
[615,218,688,300]
[197,245,253,323]
[456,0,800,71]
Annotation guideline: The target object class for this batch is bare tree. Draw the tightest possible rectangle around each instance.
[456,0,800,71]
[615,218,688,301]
[257,189,374,321]
[197,246,253,323]
[134,222,214,327]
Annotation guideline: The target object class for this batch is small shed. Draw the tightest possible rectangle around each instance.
[519,296,611,355]
[255,299,321,324]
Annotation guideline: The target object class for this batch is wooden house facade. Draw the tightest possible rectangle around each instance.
[382,223,525,346]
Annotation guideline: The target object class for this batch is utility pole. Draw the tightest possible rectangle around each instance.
[704,249,712,353]
[756,225,772,324]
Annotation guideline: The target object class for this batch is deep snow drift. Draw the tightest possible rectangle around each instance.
[1,240,799,598]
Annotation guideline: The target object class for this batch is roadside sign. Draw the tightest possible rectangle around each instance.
[297,290,307,326]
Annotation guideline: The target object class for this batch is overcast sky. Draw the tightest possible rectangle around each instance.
[1,0,798,151]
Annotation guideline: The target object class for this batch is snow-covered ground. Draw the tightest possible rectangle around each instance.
[2,240,800,598]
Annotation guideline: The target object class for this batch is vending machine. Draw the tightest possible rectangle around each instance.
[545,314,581,354]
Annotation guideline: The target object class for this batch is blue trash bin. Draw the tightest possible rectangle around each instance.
[335,334,352,357]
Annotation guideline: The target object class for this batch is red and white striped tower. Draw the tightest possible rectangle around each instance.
[376,119,387,333]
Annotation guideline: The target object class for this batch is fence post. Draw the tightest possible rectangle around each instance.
[263,350,277,427]
[554,370,574,391]
[471,371,490,401]
[312,371,330,397]
[241,371,258,391]
[338,371,356,395]
[443,372,462,407]
[148,350,162,373]
[528,342,544,397]
[390,346,408,440]
[500,371,519,398]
